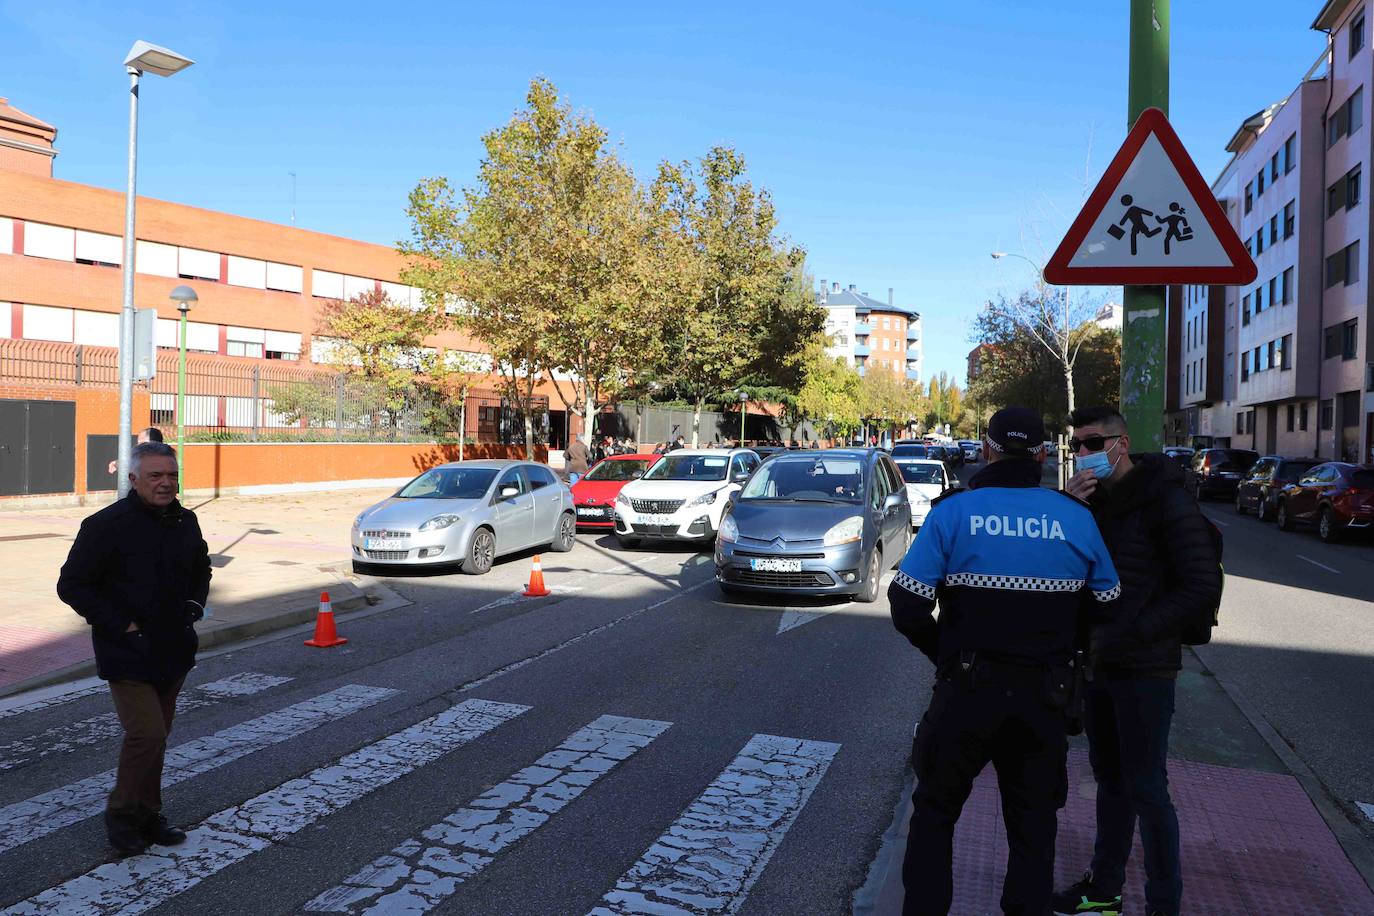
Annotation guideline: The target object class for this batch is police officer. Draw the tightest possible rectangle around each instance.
[889,407,1121,916]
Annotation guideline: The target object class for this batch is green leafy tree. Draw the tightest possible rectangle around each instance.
[794,341,862,439]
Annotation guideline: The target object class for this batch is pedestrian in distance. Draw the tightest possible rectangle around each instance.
[57,441,211,857]
[564,435,591,485]
[107,426,163,476]
[1051,406,1222,916]
[889,407,1121,916]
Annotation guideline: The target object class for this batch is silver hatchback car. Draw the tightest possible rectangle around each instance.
[351,460,575,574]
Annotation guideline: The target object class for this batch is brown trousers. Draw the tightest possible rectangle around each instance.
[106,676,185,815]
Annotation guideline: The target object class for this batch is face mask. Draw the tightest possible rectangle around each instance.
[1076,447,1119,481]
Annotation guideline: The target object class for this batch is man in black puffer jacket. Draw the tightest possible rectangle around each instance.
[1051,407,1221,916]
[57,441,211,857]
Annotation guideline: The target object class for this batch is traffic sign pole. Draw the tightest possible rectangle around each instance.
[1123,0,1169,451]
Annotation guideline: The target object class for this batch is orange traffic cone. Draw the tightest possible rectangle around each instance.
[523,555,551,597]
[304,591,348,647]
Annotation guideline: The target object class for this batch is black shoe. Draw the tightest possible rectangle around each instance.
[1051,870,1123,915]
[141,813,187,846]
[104,809,149,857]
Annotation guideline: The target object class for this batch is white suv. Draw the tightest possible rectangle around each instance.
[614,448,759,547]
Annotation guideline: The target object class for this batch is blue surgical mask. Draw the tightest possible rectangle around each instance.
[1076,449,1117,481]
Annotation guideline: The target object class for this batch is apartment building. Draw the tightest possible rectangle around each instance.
[816,281,923,383]
[1168,3,1374,462]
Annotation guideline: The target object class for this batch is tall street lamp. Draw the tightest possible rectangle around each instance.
[169,285,197,499]
[737,390,748,445]
[116,40,195,498]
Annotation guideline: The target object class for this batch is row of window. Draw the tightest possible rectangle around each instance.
[1328,164,1362,216]
[1185,357,1206,396]
[1236,401,1318,435]
[1325,240,1362,287]
[1248,199,1295,257]
[0,302,304,358]
[1243,135,1297,214]
[1240,334,1292,380]
[1323,318,1361,360]
[1328,86,1364,149]
[1241,267,1295,325]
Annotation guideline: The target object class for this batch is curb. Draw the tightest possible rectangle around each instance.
[852,767,913,915]
[0,589,375,701]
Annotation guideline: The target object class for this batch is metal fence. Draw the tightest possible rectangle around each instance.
[0,339,549,444]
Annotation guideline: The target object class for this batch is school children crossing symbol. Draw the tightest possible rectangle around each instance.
[1044,107,1257,285]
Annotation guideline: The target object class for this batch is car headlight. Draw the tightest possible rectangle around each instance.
[615,492,631,507]
[352,514,364,531]
[822,515,864,546]
[418,514,461,532]
[719,515,739,543]
[687,490,719,508]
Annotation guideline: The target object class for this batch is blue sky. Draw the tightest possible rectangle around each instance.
[1,1,1334,384]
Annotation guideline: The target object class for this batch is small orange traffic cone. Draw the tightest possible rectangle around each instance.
[304,591,348,647]
[523,555,551,597]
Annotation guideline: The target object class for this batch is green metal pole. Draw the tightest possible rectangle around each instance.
[177,310,188,500]
[1123,0,1169,451]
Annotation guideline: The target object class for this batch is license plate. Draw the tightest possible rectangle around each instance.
[576,507,606,517]
[750,557,802,572]
[364,538,406,550]
[641,514,674,527]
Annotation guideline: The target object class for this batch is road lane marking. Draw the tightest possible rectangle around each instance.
[1297,554,1341,574]
[469,555,661,615]
[2,699,529,916]
[774,573,892,635]
[0,684,396,855]
[589,733,841,915]
[456,578,713,694]
[304,714,671,914]
[0,673,293,771]
[0,683,108,721]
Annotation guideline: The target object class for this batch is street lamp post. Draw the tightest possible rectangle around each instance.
[737,390,748,445]
[169,286,197,499]
[115,41,195,498]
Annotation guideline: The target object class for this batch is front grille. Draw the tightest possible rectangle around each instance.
[629,498,684,514]
[732,549,826,560]
[730,568,834,588]
[364,549,409,560]
[362,530,410,539]
[632,523,680,536]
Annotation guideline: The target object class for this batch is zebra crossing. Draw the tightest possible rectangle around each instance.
[0,677,842,915]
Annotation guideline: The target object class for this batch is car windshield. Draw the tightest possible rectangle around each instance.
[739,456,865,503]
[642,454,729,481]
[1278,461,1318,480]
[585,459,652,482]
[396,467,498,499]
[1214,450,1258,471]
[891,444,927,458]
[898,463,945,485]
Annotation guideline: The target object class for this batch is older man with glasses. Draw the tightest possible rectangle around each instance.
[1051,407,1221,916]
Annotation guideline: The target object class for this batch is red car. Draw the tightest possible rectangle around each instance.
[570,454,659,530]
[1276,462,1374,542]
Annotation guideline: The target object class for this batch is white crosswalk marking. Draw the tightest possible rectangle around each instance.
[0,683,396,855]
[590,733,840,916]
[0,683,107,720]
[2,699,529,916]
[304,714,672,914]
[0,673,292,770]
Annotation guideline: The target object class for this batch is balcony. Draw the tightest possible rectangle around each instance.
[906,369,919,381]
[907,346,920,358]
[907,327,920,341]
[854,322,872,336]
[853,343,870,357]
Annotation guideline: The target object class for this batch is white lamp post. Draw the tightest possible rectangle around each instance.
[115,40,195,498]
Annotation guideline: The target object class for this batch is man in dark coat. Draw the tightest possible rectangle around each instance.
[1052,406,1222,916]
[57,441,211,856]
[564,435,591,484]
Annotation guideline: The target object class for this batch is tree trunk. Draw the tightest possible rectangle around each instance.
[583,392,596,447]
[458,395,466,463]
[692,396,704,447]
[1063,362,1076,416]
[524,411,534,460]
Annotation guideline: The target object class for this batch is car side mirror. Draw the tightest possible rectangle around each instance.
[499,485,520,499]
[733,472,750,483]
[883,492,904,510]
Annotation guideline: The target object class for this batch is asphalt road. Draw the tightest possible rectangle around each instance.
[0,534,931,915]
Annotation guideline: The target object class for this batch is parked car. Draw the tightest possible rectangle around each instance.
[570,454,658,530]
[351,460,575,575]
[613,448,760,548]
[894,458,955,528]
[750,446,790,461]
[958,440,981,463]
[1276,462,1374,542]
[890,441,930,460]
[714,449,910,602]
[927,445,962,474]
[1187,448,1260,500]
[1234,456,1321,522]
[1163,446,1196,468]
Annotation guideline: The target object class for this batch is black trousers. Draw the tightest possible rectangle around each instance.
[902,669,1069,916]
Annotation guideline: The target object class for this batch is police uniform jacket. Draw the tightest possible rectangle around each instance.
[57,491,211,686]
[889,458,1121,670]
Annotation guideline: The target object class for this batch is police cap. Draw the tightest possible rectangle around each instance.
[986,406,1046,456]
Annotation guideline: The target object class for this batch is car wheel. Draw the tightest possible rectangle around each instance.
[1256,496,1270,522]
[857,548,882,604]
[1276,501,1295,532]
[462,528,496,575]
[615,533,641,550]
[1235,491,1247,515]
[1318,506,1341,543]
[550,512,576,553]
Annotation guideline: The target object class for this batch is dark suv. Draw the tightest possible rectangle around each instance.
[1188,448,1259,500]
[1235,456,1321,521]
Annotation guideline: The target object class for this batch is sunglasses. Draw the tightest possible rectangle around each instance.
[1069,434,1122,453]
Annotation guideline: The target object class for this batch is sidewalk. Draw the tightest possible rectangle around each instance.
[0,487,402,698]
[858,651,1374,914]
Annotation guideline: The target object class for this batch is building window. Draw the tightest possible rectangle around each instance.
[1281,333,1293,370]
[1257,169,1266,196]
[1242,294,1251,325]
[1255,284,1265,312]
[1236,412,1245,434]
[1325,324,1341,358]
[1242,351,1250,381]
[1269,215,1279,244]
[1245,182,1254,214]
[1255,229,1264,254]
[1352,9,1366,58]
[1300,401,1310,430]
[1320,398,1335,429]
[1326,240,1361,287]
[1271,152,1281,182]
[1343,318,1360,360]
[1329,87,1364,146]
[1282,266,1294,304]
[226,340,264,358]
[1284,133,1297,172]
[1284,200,1295,237]
[1287,403,1296,431]
[1351,165,1363,207]
[1267,339,1276,370]
[265,350,299,361]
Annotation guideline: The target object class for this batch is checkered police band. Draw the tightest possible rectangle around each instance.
[893,571,936,601]
[984,436,1046,456]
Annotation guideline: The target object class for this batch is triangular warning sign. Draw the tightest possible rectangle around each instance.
[1044,108,1256,286]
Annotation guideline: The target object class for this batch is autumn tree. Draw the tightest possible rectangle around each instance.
[794,341,862,440]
